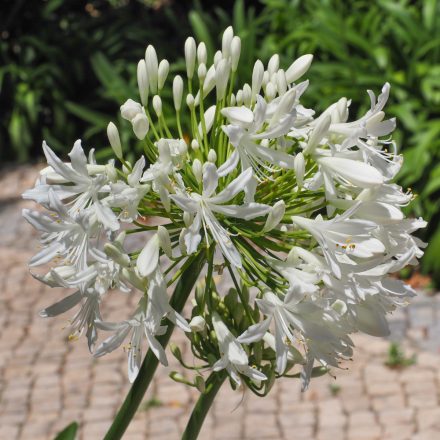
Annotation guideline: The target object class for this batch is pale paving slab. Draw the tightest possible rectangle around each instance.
[0,165,439,440]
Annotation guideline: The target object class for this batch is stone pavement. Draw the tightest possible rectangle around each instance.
[0,165,439,440]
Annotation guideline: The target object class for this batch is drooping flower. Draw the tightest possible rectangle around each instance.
[212,313,267,386]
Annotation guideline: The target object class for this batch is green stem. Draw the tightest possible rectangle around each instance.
[103,251,206,440]
[181,371,227,440]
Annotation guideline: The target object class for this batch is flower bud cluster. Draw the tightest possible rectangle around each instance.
[23,27,425,392]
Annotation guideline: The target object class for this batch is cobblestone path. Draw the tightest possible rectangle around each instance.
[1,165,439,440]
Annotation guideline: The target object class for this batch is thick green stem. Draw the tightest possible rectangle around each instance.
[181,371,227,440]
[103,251,206,440]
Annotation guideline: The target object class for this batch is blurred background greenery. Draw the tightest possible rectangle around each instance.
[1,0,439,280]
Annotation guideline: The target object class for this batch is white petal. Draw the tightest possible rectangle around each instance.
[254,145,295,168]
[217,149,240,177]
[238,318,271,344]
[132,113,149,140]
[68,140,88,175]
[208,168,253,204]
[128,156,146,186]
[39,291,82,317]
[169,194,198,213]
[137,234,160,278]
[318,156,384,188]
[202,163,219,198]
[210,202,270,220]
[221,106,254,126]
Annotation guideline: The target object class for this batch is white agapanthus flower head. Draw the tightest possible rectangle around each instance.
[24,26,426,392]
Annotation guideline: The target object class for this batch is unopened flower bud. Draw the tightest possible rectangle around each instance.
[132,113,149,140]
[104,243,130,267]
[197,63,207,83]
[267,54,279,75]
[215,59,230,101]
[192,159,202,182]
[214,50,223,67]
[184,37,196,79]
[197,42,207,65]
[194,375,205,393]
[335,97,348,123]
[263,200,286,232]
[252,59,264,101]
[199,105,216,136]
[222,26,234,58]
[158,225,172,257]
[152,95,162,117]
[158,59,169,91]
[208,149,217,164]
[173,75,184,111]
[285,54,313,83]
[265,82,277,101]
[186,93,195,109]
[107,122,122,159]
[169,343,183,362]
[242,83,252,107]
[120,99,142,121]
[145,45,158,94]
[191,139,199,150]
[236,89,243,106]
[276,69,287,95]
[231,36,241,72]
[304,115,331,155]
[203,65,216,96]
[137,59,149,106]
[294,152,305,187]
[262,70,269,87]
[189,316,206,332]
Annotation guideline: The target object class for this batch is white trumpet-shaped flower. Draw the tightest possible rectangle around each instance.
[212,313,267,386]
[170,164,270,267]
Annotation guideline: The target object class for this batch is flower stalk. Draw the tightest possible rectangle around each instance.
[181,371,227,440]
[104,251,205,440]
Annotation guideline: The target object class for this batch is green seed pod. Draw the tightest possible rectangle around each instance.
[169,343,183,363]
[194,375,206,393]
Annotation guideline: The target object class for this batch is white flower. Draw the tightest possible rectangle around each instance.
[292,205,386,279]
[141,139,186,211]
[212,313,267,386]
[120,99,149,139]
[170,164,270,267]
[23,190,96,269]
[106,156,149,222]
[220,93,297,178]
[94,296,168,382]
[23,141,118,230]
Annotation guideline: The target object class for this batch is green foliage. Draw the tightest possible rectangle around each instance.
[0,0,193,163]
[385,342,416,369]
[53,422,78,440]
